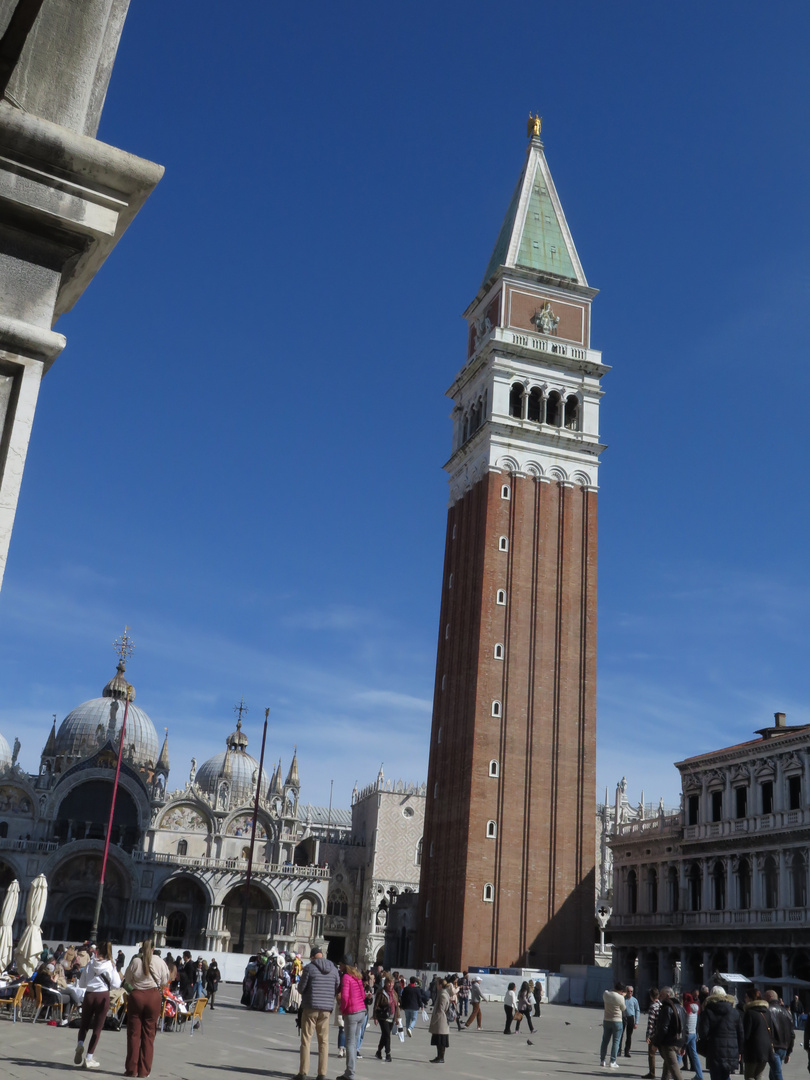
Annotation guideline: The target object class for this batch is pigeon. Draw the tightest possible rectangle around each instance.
[527,1039,534,1045]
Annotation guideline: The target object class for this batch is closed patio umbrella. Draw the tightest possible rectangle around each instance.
[0,879,19,971]
[14,874,48,977]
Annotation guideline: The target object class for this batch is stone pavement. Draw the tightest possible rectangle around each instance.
[0,987,803,1080]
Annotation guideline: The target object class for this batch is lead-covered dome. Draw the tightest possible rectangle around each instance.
[54,663,159,769]
[196,719,270,805]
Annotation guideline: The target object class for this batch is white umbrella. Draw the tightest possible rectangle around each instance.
[14,874,48,977]
[0,879,19,971]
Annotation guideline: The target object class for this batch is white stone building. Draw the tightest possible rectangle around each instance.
[0,657,424,962]
[609,713,810,1004]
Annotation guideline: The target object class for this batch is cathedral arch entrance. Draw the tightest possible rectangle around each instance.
[222,884,276,954]
[156,877,208,951]
[46,853,130,941]
[56,780,140,852]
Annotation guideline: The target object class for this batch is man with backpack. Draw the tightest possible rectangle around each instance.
[653,986,688,1080]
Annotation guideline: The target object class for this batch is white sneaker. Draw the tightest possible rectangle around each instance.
[84,1061,100,1070]
[601,1063,607,1069]
[610,1063,620,1070]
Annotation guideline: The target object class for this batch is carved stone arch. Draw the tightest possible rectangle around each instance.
[548,466,568,482]
[571,470,592,487]
[223,808,276,841]
[212,875,281,910]
[524,461,544,477]
[155,868,216,907]
[0,772,39,821]
[682,773,701,792]
[497,455,520,474]
[43,842,140,902]
[157,801,213,834]
[54,767,152,832]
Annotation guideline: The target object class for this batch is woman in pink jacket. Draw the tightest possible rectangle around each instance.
[337,955,366,1080]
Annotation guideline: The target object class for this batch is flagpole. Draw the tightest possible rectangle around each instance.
[236,707,268,954]
[91,627,134,942]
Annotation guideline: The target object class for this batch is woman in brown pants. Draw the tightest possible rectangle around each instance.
[123,941,170,1078]
[74,942,121,1069]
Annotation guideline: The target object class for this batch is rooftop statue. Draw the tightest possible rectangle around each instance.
[527,112,542,138]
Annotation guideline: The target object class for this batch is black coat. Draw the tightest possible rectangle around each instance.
[768,1003,794,1053]
[178,959,196,999]
[697,993,744,1072]
[742,1001,773,1063]
[654,999,687,1049]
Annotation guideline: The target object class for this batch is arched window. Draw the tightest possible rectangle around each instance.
[415,838,423,867]
[498,536,508,551]
[546,391,561,426]
[712,860,726,910]
[687,863,701,911]
[764,856,779,909]
[494,643,504,659]
[564,395,579,430]
[527,387,543,422]
[486,820,497,839]
[242,846,250,860]
[448,573,453,588]
[791,851,807,907]
[433,783,438,799]
[491,701,501,717]
[177,839,188,857]
[501,485,510,500]
[738,857,751,909]
[327,890,349,917]
[509,384,524,419]
[627,868,638,914]
[647,868,658,913]
[489,760,499,777]
[667,865,679,912]
[496,589,506,605]
[483,883,494,902]
[437,727,442,744]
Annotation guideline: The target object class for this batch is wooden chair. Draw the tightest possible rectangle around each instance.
[32,983,64,1024]
[0,982,28,1022]
[188,996,207,1036]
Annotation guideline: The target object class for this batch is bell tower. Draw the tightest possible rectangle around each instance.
[417,118,608,971]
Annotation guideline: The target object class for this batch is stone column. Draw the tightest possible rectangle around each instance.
[753,951,763,980]
[752,857,763,910]
[702,949,713,986]
[778,850,789,915]
[701,859,711,910]
[774,759,784,813]
[726,949,735,973]
[658,948,671,988]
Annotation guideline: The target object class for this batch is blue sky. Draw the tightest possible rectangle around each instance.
[1,1,809,813]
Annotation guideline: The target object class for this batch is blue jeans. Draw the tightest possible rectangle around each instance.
[769,1047,786,1080]
[343,1010,364,1079]
[403,1008,418,1032]
[356,1009,369,1049]
[601,1020,623,1064]
[686,1033,704,1079]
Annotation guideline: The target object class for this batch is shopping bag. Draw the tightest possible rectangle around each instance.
[397,1024,405,1042]
[420,1008,429,1023]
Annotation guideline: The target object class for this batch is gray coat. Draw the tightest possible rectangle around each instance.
[298,956,340,1012]
[429,987,450,1036]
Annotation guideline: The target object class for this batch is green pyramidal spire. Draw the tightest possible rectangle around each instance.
[481,129,587,289]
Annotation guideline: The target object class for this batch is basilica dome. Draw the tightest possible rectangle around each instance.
[0,731,11,769]
[196,720,270,805]
[53,663,159,769]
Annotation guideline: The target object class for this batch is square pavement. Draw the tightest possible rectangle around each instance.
[0,987,738,1080]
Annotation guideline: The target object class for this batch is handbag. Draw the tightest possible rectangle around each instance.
[446,1001,458,1023]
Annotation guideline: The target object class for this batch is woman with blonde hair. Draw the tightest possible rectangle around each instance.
[73,942,121,1070]
[123,940,170,1078]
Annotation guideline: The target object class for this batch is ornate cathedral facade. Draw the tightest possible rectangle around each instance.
[0,658,424,964]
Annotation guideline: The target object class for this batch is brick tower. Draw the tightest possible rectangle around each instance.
[417,120,607,971]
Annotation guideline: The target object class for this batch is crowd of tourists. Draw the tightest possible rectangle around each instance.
[601,980,808,1080]
[0,938,221,1076]
[251,945,494,1078]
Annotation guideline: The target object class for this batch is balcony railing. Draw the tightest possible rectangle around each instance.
[132,850,329,879]
[614,813,682,837]
[0,837,59,853]
[683,807,810,841]
[611,907,810,929]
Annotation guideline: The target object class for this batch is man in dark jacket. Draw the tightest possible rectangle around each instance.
[294,944,340,1080]
[178,950,196,1001]
[653,987,687,1080]
[764,991,793,1080]
[742,990,773,1080]
[697,985,744,1080]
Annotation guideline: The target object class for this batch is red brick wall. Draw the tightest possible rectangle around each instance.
[417,472,597,970]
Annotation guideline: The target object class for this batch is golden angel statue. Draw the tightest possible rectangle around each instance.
[527,112,542,138]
